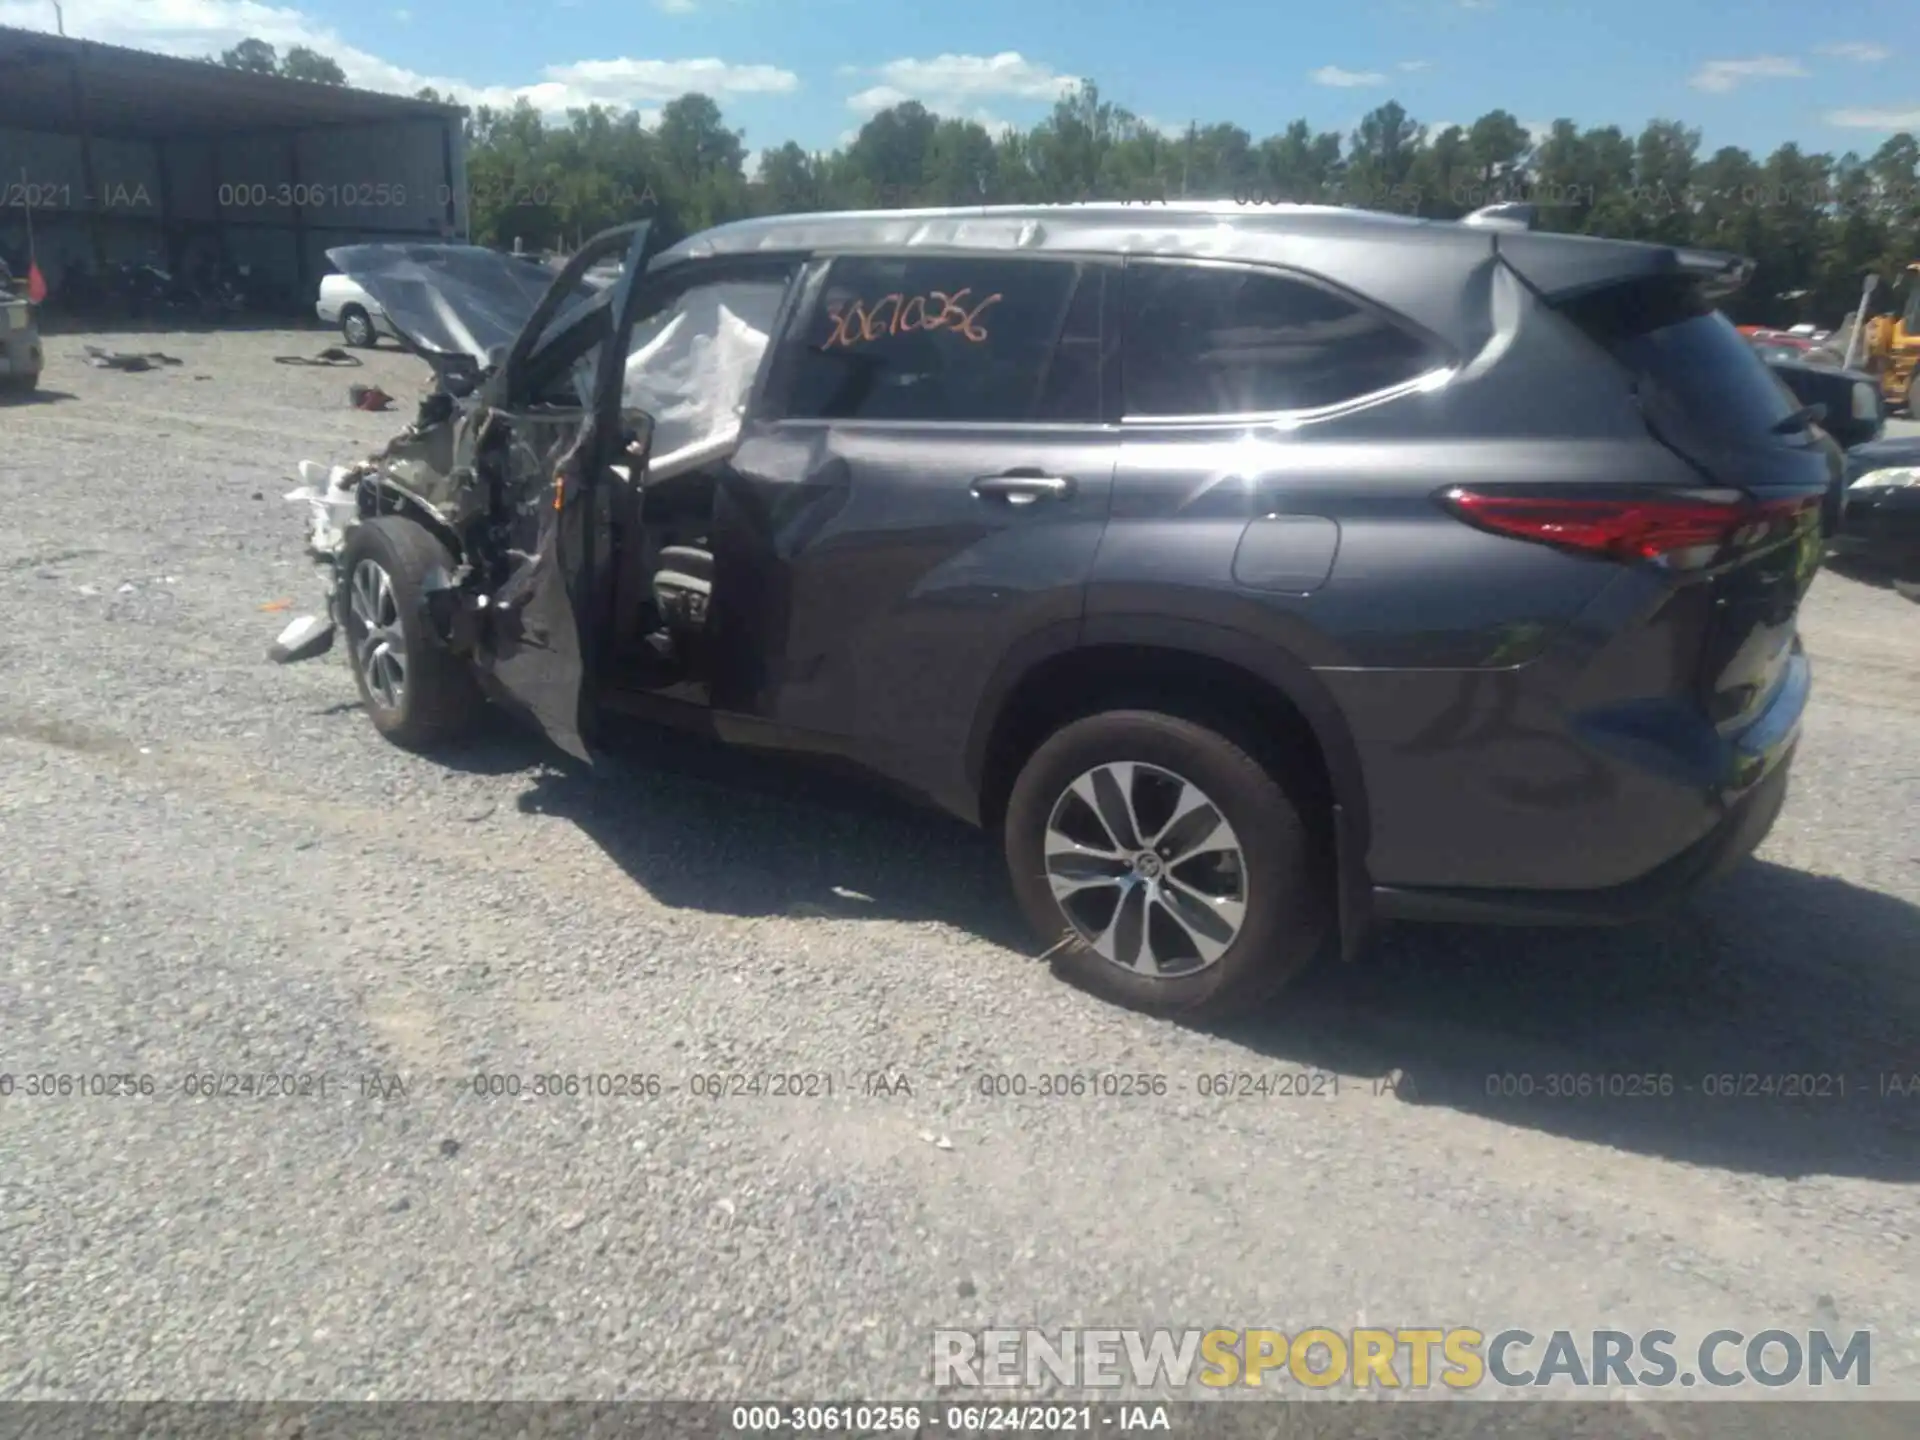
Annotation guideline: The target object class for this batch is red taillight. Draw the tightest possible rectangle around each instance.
[1439,488,1819,567]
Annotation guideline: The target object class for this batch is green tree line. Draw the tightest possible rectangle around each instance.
[215,36,1920,327]
[452,83,1920,327]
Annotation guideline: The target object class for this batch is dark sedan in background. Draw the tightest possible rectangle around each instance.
[1758,353,1882,541]
[1763,354,1884,449]
[1755,348,1920,570]
[1836,434,1920,569]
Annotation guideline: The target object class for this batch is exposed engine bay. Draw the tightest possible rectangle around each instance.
[270,225,787,754]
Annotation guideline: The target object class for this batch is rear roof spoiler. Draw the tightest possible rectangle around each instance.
[1673,247,1756,301]
[1462,202,1537,232]
[1491,229,1756,304]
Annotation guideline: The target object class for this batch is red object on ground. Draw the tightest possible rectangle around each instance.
[25,261,47,304]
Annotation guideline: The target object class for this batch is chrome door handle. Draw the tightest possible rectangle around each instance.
[971,474,1075,505]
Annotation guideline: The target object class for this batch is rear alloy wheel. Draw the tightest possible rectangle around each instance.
[1005,709,1329,1017]
[340,304,376,348]
[338,517,482,750]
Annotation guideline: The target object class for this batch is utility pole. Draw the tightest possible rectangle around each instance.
[52,2,65,35]
[1181,121,1195,198]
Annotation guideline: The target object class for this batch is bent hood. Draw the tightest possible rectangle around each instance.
[324,244,596,363]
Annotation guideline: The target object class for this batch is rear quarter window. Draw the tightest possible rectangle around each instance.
[1120,261,1443,418]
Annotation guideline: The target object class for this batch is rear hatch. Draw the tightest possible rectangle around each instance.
[1446,244,1831,741]
[1554,271,1832,733]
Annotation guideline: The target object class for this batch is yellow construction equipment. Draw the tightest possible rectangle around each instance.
[1852,262,1920,413]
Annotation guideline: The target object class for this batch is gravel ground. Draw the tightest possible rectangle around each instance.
[1,329,1917,1413]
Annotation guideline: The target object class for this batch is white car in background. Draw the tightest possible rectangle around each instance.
[1,289,43,393]
[316,270,396,348]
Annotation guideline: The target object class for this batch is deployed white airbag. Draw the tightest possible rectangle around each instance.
[622,280,786,479]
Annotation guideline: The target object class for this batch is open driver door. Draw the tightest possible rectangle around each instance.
[472,222,657,762]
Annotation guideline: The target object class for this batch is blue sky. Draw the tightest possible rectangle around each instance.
[2,0,1915,161]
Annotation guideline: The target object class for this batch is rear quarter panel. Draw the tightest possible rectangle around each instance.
[1086,270,1731,890]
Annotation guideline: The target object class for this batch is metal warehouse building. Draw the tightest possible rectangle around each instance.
[0,24,467,306]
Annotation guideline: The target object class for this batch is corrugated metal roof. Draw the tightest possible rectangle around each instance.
[0,23,465,137]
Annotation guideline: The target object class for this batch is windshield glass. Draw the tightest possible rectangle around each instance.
[324,244,600,362]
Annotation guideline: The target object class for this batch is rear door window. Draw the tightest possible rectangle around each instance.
[776,254,1102,423]
[1120,261,1442,418]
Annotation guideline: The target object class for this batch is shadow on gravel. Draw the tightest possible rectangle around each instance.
[0,387,78,406]
[444,713,1919,1183]
[1210,860,1920,1184]
[477,718,1033,946]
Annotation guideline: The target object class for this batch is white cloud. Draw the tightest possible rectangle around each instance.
[1398,59,1432,72]
[1688,56,1808,93]
[1816,42,1891,63]
[654,0,698,12]
[1520,117,1556,140]
[1311,65,1386,88]
[846,84,913,115]
[843,51,1079,114]
[1825,105,1920,128]
[0,0,798,114]
[392,7,410,20]
[1426,118,1462,134]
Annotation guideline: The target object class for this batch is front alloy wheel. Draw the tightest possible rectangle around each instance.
[335,516,482,750]
[349,558,407,714]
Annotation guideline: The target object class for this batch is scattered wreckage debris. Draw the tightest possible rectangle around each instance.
[266,225,690,759]
[275,346,363,368]
[83,345,183,372]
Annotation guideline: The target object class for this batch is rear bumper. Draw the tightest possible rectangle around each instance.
[1374,749,1792,925]
[1373,646,1805,926]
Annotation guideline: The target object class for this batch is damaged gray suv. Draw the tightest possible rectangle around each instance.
[272,204,1829,1017]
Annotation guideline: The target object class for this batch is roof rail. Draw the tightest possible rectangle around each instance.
[1462,202,1537,231]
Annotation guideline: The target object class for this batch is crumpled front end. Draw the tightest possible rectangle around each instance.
[268,460,367,663]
